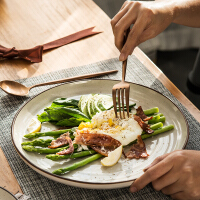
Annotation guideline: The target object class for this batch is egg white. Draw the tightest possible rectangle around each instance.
[78,109,143,146]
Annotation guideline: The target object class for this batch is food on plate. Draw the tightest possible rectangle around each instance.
[76,109,144,146]
[37,94,136,126]
[46,149,96,161]
[125,135,148,159]
[101,145,123,167]
[27,118,41,133]
[52,154,103,175]
[21,93,174,175]
[23,129,72,139]
[78,94,113,118]
[49,132,75,155]
[74,132,122,156]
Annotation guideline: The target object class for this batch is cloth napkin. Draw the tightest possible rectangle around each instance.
[15,192,30,200]
[0,27,101,63]
[0,55,200,200]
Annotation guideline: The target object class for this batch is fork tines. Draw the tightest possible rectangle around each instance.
[112,86,130,119]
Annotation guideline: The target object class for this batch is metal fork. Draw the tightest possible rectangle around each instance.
[112,29,130,119]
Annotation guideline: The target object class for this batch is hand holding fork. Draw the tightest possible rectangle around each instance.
[112,28,130,119]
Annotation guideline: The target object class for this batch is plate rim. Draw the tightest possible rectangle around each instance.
[11,79,189,187]
[0,187,18,200]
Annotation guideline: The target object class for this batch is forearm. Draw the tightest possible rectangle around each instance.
[161,0,200,27]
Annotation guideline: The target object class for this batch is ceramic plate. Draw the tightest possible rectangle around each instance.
[0,187,17,200]
[11,79,189,189]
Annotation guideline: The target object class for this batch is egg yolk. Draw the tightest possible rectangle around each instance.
[78,122,92,130]
[108,119,114,126]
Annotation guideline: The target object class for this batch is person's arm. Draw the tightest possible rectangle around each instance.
[173,0,200,27]
[111,0,200,61]
[130,150,200,199]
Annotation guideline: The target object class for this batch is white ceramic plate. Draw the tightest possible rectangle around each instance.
[11,79,189,189]
[0,187,17,200]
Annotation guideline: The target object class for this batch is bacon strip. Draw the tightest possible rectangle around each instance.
[56,138,74,155]
[125,135,149,159]
[48,132,70,149]
[91,146,116,157]
[134,115,154,134]
[48,132,74,155]
[74,132,121,156]
[136,106,153,121]
[74,132,121,147]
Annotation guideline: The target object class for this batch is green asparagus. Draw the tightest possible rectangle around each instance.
[148,116,165,124]
[143,107,159,115]
[21,139,52,147]
[52,153,103,175]
[46,150,96,161]
[22,144,78,154]
[149,122,163,130]
[24,129,72,139]
[132,124,174,145]
[141,122,163,135]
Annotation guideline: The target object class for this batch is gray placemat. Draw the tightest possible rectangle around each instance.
[0,55,200,200]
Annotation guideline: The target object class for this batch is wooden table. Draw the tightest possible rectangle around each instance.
[0,0,199,196]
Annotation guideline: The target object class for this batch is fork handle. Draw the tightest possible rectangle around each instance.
[122,59,127,82]
[122,27,130,82]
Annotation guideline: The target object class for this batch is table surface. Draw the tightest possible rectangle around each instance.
[0,0,199,196]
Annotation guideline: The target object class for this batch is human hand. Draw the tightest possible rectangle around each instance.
[111,0,175,61]
[130,150,200,199]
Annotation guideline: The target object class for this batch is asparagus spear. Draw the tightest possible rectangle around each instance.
[132,124,174,145]
[46,150,96,161]
[21,139,52,147]
[148,115,160,123]
[24,129,72,139]
[148,122,163,130]
[143,107,159,116]
[22,144,78,154]
[52,153,103,175]
[141,122,163,135]
[148,116,165,124]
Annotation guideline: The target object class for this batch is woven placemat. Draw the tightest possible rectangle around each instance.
[1,55,200,200]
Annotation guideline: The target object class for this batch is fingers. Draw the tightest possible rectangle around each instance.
[112,9,132,51]
[130,156,173,193]
[170,192,186,200]
[112,7,138,51]
[111,2,142,52]
[118,4,157,61]
[160,179,182,195]
[171,191,200,200]
[152,171,180,193]
[119,1,129,11]
[119,18,148,61]
[144,153,171,172]
[111,3,129,33]
[111,1,153,61]
[111,1,130,36]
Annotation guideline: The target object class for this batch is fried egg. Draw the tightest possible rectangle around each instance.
[78,109,143,146]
